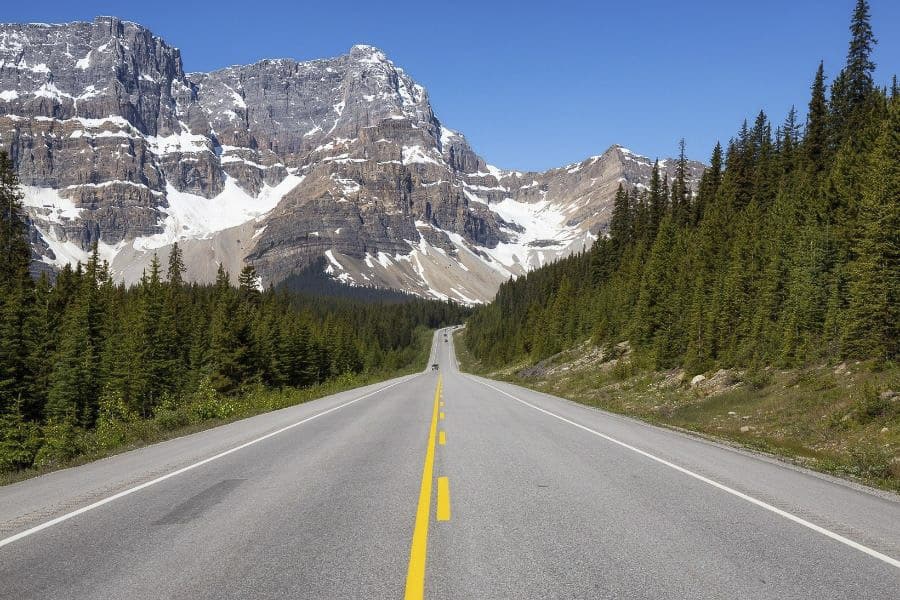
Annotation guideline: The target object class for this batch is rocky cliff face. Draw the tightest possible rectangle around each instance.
[0,17,704,302]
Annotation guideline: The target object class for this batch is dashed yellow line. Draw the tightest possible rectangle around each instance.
[403,375,442,600]
[437,477,451,521]
[439,412,445,421]
[438,431,446,446]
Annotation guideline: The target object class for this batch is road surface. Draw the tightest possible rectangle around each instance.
[1,328,898,599]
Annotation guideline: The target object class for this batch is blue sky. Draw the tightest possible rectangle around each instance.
[4,1,898,170]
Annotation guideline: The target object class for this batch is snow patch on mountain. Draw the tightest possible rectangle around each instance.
[21,186,83,223]
[132,174,304,251]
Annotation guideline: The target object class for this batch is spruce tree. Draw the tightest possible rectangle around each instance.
[0,152,31,288]
[238,265,261,304]
[646,160,665,241]
[843,100,899,360]
[805,62,829,172]
[693,142,722,225]
[46,293,94,425]
[132,255,178,415]
[0,152,36,417]
[608,185,631,257]
[0,397,40,471]
[844,0,877,107]
[830,0,877,147]
[780,106,801,172]
[166,242,186,287]
[670,139,691,225]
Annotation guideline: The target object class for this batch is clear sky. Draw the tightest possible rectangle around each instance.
[4,1,898,170]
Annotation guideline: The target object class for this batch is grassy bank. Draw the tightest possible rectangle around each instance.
[1,327,434,487]
[455,330,900,492]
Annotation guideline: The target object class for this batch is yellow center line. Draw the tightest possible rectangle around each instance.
[438,431,446,445]
[439,412,445,420]
[404,374,442,600]
[437,477,451,521]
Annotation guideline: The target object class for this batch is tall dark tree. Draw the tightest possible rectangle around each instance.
[608,185,632,255]
[238,265,261,304]
[693,142,722,225]
[670,139,692,225]
[0,152,31,287]
[844,0,877,105]
[647,160,666,240]
[166,242,186,287]
[0,152,36,418]
[805,62,830,171]
[830,0,878,146]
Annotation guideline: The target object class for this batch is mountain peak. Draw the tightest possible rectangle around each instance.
[349,44,390,64]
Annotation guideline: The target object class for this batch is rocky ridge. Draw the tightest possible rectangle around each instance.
[0,17,704,302]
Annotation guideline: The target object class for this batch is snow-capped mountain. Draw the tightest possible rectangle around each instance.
[0,17,704,302]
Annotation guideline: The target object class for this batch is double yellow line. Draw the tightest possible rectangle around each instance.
[404,374,450,600]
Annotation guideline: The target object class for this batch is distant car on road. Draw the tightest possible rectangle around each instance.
[432,363,439,371]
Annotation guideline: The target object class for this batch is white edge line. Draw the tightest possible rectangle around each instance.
[0,375,417,549]
[469,376,900,570]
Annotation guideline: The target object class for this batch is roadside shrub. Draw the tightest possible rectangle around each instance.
[0,403,42,472]
[95,387,139,451]
[743,368,772,390]
[855,385,898,423]
[153,392,193,431]
[34,418,84,469]
[847,443,894,480]
[190,377,237,421]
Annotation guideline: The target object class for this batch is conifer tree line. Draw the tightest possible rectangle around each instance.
[0,151,467,472]
[466,1,898,372]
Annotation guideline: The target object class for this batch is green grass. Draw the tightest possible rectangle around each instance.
[455,331,900,493]
[0,327,435,487]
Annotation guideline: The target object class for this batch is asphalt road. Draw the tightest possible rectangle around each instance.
[1,328,898,599]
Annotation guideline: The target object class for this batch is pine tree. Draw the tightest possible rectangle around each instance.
[842,99,900,359]
[830,0,878,147]
[805,62,829,172]
[633,216,678,356]
[215,262,230,290]
[844,0,877,107]
[0,397,41,472]
[693,142,722,225]
[207,287,254,394]
[608,185,631,257]
[46,294,94,425]
[238,265,261,304]
[722,121,755,213]
[0,152,37,417]
[0,152,31,288]
[132,255,179,415]
[164,244,189,390]
[166,242,186,287]
[0,286,34,415]
[751,112,778,209]
[670,139,691,225]
[23,274,53,420]
[647,160,666,241]
[780,106,801,172]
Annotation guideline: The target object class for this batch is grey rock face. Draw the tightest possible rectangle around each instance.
[0,17,704,302]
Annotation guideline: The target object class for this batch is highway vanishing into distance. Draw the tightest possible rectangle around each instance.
[1,328,898,599]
